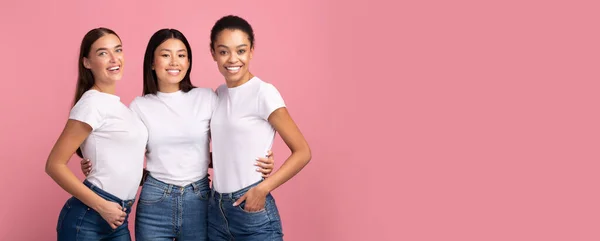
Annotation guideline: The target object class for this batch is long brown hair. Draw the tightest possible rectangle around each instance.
[73,27,121,158]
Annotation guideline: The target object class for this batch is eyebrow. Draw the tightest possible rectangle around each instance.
[95,45,122,52]
[159,48,187,52]
[217,44,248,49]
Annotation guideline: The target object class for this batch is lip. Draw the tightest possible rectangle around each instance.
[106,65,121,74]
[225,65,242,73]
[166,69,181,76]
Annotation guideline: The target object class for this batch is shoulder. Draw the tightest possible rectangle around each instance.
[189,87,217,97]
[74,90,106,109]
[256,77,280,96]
[215,84,228,95]
[129,94,156,110]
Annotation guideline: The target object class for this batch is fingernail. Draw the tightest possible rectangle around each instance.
[255,157,259,160]
[256,168,260,171]
[254,162,259,166]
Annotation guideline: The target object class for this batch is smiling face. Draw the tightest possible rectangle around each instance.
[83,34,124,85]
[211,29,254,87]
[152,38,190,92]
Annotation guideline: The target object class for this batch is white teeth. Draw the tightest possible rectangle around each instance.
[226,67,241,71]
[167,70,180,73]
[108,66,119,71]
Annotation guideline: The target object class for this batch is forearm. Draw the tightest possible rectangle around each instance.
[46,163,105,211]
[257,149,311,193]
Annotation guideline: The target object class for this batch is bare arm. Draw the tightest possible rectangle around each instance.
[45,120,126,228]
[258,107,311,192]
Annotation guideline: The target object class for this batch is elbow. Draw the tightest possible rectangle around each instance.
[45,159,56,177]
[45,165,52,177]
[303,146,312,165]
[45,162,52,176]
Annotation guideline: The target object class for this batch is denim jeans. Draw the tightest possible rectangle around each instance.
[135,174,210,241]
[56,180,135,241]
[208,181,283,241]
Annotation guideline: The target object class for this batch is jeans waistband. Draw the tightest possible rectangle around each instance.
[211,180,264,200]
[144,174,210,194]
[83,180,135,208]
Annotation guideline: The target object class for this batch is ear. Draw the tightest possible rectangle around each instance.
[249,46,254,60]
[210,48,217,62]
[83,57,91,69]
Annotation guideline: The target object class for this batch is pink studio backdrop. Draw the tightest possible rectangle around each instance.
[1,0,599,240]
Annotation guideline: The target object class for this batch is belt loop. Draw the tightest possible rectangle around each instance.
[191,182,198,192]
[166,184,173,195]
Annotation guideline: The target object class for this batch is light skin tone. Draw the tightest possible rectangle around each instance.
[45,34,127,229]
[153,38,190,93]
[80,38,275,178]
[211,29,312,212]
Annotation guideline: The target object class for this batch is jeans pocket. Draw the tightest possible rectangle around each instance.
[77,207,113,234]
[265,195,283,235]
[139,184,167,205]
[195,188,210,200]
[237,201,267,214]
[56,198,72,232]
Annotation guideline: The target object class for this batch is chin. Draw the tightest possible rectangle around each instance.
[168,79,182,84]
[108,76,122,83]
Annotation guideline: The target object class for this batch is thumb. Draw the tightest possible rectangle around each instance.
[233,194,247,206]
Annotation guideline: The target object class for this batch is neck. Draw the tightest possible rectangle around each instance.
[158,82,180,93]
[92,82,116,95]
[226,72,254,88]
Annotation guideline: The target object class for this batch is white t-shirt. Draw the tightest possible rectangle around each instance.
[69,90,148,200]
[211,77,286,193]
[130,88,217,187]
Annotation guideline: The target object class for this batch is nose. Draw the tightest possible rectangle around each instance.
[169,55,179,66]
[108,52,118,63]
[227,53,239,63]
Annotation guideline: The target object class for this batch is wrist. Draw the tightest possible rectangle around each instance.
[256,182,272,195]
[91,197,106,212]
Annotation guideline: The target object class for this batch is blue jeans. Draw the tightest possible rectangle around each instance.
[135,174,210,241]
[56,180,135,241]
[208,181,283,241]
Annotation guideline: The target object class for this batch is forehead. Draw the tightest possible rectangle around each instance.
[91,34,121,50]
[215,29,250,46]
[157,38,187,50]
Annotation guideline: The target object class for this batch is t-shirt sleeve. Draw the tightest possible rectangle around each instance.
[128,98,144,121]
[258,83,286,120]
[210,89,219,115]
[69,96,104,130]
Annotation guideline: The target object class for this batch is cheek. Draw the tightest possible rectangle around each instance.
[153,58,167,69]
[91,60,106,71]
[216,58,227,67]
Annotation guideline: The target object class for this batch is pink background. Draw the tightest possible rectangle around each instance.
[1,0,599,240]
